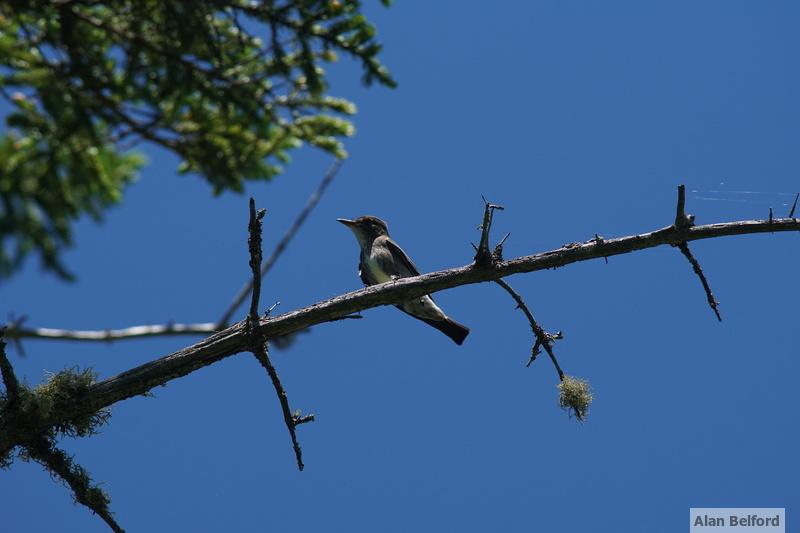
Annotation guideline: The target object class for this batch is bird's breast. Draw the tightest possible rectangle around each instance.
[362,251,393,284]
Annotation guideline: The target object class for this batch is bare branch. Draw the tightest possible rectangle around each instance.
[676,243,722,321]
[3,323,219,343]
[246,198,267,321]
[0,328,20,402]
[474,196,504,266]
[2,214,798,458]
[674,184,695,229]
[246,199,307,471]
[294,413,315,425]
[493,280,564,380]
[217,160,342,328]
[671,185,722,321]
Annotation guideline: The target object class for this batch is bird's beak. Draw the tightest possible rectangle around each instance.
[337,218,357,228]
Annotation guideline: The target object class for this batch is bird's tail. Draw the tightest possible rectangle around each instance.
[420,317,470,345]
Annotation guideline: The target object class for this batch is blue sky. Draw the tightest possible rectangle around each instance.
[2,2,799,531]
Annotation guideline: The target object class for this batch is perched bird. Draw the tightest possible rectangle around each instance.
[337,216,470,345]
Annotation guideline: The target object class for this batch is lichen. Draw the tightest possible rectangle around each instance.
[558,375,593,421]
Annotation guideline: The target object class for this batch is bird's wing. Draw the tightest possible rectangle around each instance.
[383,237,421,276]
[382,237,442,304]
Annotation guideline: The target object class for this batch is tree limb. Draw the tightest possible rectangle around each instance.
[245,198,307,471]
[2,214,799,457]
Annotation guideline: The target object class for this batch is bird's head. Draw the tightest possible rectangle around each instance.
[337,216,389,246]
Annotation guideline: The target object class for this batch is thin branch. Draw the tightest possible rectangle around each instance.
[0,328,20,401]
[671,185,722,321]
[3,323,219,343]
[3,215,799,457]
[26,437,124,533]
[294,414,315,425]
[474,196,504,266]
[677,243,722,321]
[246,198,267,321]
[245,199,306,471]
[674,184,695,228]
[217,160,342,328]
[493,280,564,380]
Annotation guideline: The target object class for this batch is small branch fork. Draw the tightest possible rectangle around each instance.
[471,200,566,379]
[493,280,564,379]
[474,204,582,419]
[1,329,124,532]
[473,196,506,267]
[673,185,722,321]
[245,198,310,471]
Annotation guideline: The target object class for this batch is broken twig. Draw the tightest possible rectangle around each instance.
[245,198,308,471]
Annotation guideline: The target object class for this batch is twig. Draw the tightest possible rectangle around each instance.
[245,198,307,471]
[3,214,799,457]
[246,198,267,321]
[474,196,505,266]
[3,323,219,343]
[674,184,695,229]
[677,243,722,321]
[294,414,315,425]
[217,160,342,328]
[672,185,722,321]
[27,437,124,533]
[492,280,564,380]
[0,327,20,401]
[493,232,511,261]
[3,314,26,355]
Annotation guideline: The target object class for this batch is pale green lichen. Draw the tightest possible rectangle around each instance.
[558,375,593,421]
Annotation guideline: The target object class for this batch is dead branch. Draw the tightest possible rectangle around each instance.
[3,322,219,343]
[0,328,19,402]
[2,204,799,459]
[2,329,121,530]
[674,184,695,228]
[492,280,564,379]
[245,198,307,471]
[474,196,504,266]
[676,243,722,321]
[671,185,722,321]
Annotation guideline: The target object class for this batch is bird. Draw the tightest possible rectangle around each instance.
[337,215,470,345]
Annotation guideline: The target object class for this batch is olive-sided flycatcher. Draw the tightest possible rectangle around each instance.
[338,216,470,345]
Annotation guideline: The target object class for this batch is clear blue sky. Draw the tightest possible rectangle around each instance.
[2,2,799,531]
